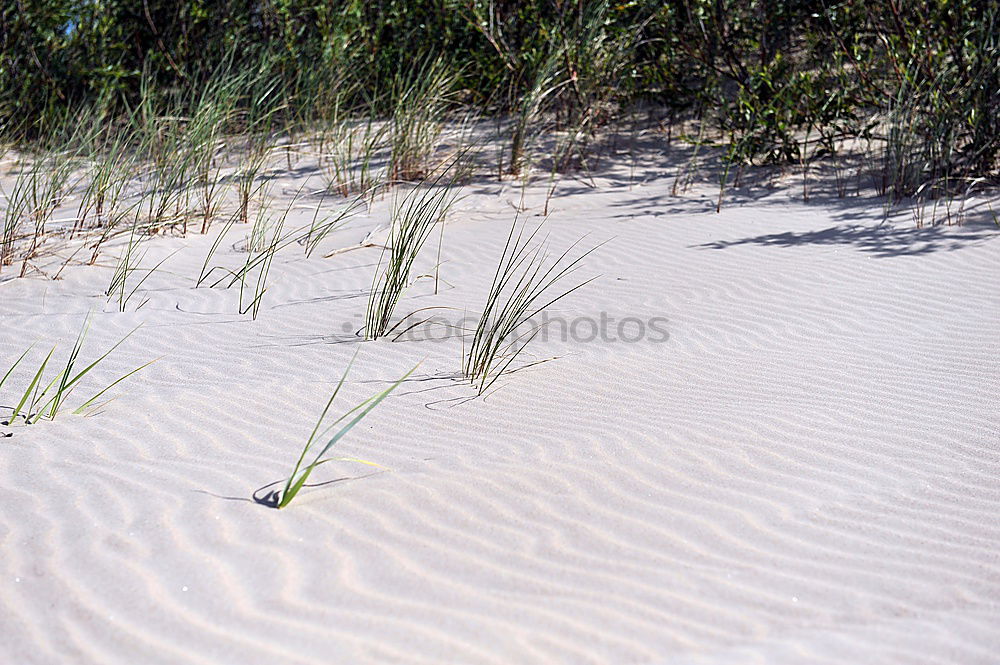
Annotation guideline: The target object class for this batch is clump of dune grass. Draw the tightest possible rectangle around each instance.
[233,133,273,226]
[365,170,460,339]
[59,106,142,270]
[508,49,566,178]
[196,187,362,287]
[75,126,137,239]
[1,145,78,277]
[236,185,294,319]
[129,72,193,232]
[85,182,140,268]
[463,219,598,394]
[553,0,646,177]
[389,56,456,182]
[0,163,34,272]
[105,212,175,312]
[194,185,287,317]
[197,183,365,317]
[185,63,247,234]
[232,70,285,226]
[0,317,152,427]
[320,112,387,198]
[258,352,416,508]
[300,191,368,258]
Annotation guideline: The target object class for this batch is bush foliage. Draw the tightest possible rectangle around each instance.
[2,1,997,191]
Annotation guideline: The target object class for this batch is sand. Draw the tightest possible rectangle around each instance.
[1,153,999,664]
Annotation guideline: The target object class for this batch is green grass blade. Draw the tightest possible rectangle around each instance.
[277,361,418,508]
[12,347,54,423]
[58,325,141,397]
[0,345,33,392]
[73,358,158,415]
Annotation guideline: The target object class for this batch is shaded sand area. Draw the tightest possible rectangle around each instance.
[2,158,999,664]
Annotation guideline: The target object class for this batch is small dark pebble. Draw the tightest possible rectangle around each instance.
[2,432,12,438]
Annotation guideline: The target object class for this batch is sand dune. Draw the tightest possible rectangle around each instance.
[1,162,999,664]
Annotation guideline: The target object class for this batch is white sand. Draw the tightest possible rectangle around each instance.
[2,156,999,664]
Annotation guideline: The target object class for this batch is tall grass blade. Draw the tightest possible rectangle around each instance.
[272,356,417,508]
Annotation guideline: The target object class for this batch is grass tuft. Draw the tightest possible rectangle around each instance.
[365,169,460,339]
[1,316,153,428]
[463,218,599,394]
[259,352,417,508]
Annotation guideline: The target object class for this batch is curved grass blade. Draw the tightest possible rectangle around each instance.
[276,360,418,508]
[11,347,54,424]
[0,346,33,392]
[73,358,158,415]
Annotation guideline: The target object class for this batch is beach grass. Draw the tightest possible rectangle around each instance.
[464,219,598,394]
[365,169,460,339]
[263,352,417,508]
[1,317,152,427]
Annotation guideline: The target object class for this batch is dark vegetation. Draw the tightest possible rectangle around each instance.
[3,1,997,188]
[0,1,997,254]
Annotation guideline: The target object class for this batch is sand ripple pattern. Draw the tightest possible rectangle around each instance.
[1,174,999,664]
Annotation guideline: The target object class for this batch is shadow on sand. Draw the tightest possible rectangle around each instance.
[695,211,999,258]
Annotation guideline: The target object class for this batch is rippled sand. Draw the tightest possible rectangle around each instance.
[2,156,999,664]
